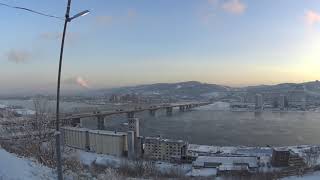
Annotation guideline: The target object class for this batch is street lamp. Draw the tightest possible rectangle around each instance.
[55,0,89,180]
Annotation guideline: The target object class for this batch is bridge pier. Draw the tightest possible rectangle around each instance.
[127,112,135,119]
[97,115,105,130]
[149,109,156,117]
[179,105,185,112]
[71,118,81,127]
[127,131,135,159]
[166,107,173,116]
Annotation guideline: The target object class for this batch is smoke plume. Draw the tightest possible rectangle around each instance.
[76,76,89,88]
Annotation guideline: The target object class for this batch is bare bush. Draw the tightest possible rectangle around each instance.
[97,168,123,180]
[116,159,187,179]
[63,157,84,173]
[221,170,279,180]
[305,147,320,167]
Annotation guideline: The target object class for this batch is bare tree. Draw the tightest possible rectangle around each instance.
[305,147,320,167]
[0,96,56,167]
[25,96,56,166]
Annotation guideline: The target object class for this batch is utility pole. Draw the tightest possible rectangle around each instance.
[55,0,89,179]
[55,0,71,179]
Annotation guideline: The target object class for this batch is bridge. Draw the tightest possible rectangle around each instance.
[61,102,211,130]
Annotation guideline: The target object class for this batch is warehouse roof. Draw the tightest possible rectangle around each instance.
[193,156,258,168]
[89,130,127,136]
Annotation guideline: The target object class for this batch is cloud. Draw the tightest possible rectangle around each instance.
[305,10,320,26]
[127,9,137,19]
[208,0,218,5]
[201,0,246,24]
[95,15,113,25]
[5,49,31,63]
[95,9,136,26]
[222,0,246,15]
[64,76,89,88]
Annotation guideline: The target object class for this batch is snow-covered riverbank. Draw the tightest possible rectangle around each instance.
[0,103,35,116]
[0,148,55,180]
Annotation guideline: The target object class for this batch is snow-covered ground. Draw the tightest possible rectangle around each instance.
[0,104,7,108]
[0,103,35,115]
[2,145,320,180]
[0,148,55,180]
[14,109,36,116]
[282,172,320,180]
[74,150,123,168]
[72,149,191,174]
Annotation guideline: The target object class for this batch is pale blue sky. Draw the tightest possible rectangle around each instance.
[0,0,320,93]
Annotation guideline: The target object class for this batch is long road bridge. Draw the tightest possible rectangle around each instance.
[61,102,211,130]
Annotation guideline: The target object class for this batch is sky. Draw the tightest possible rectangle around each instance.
[0,0,320,94]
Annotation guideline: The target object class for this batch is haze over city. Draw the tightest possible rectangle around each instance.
[1,0,320,93]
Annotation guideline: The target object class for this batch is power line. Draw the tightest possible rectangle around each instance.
[0,2,64,20]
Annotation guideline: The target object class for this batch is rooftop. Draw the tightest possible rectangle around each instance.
[61,127,127,136]
[273,147,289,152]
[89,130,127,136]
[145,136,186,144]
[193,156,258,168]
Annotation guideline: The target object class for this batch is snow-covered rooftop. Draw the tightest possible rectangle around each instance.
[188,144,236,154]
[145,136,185,144]
[236,147,273,156]
[274,147,289,152]
[186,168,217,177]
[218,164,249,171]
[89,129,127,136]
[62,127,127,136]
[193,156,258,168]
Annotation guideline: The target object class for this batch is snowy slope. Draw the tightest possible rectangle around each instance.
[0,148,55,180]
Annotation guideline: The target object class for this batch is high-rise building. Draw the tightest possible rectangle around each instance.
[287,85,306,109]
[144,137,188,162]
[255,94,263,110]
[279,95,287,110]
[127,118,141,158]
[128,118,139,137]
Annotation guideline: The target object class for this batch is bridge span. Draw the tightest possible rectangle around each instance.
[60,102,211,130]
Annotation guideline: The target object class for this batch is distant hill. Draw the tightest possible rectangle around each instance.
[87,80,320,99]
[243,81,320,99]
[98,81,231,99]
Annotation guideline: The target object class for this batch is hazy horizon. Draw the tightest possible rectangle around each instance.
[1,0,320,93]
[0,79,319,96]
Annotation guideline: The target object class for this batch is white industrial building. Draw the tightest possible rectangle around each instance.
[62,127,128,157]
[61,127,89,150]
[88,130,128,157]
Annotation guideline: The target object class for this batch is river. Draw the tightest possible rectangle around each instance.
[1,99,320,146]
